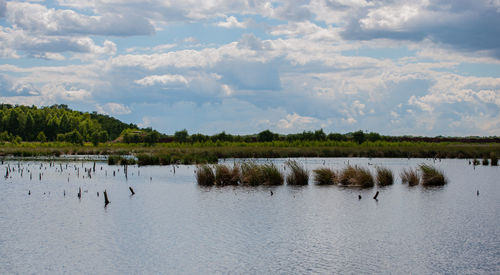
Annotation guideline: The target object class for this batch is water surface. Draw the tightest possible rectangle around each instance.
[0,158,499,274]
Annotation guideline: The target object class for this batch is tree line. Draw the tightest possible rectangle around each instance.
[0,104,497,145]
[0,104,136,144]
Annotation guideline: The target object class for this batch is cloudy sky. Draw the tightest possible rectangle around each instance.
[1,0,499,136]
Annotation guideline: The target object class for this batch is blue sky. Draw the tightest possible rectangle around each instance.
[0,0,499,136]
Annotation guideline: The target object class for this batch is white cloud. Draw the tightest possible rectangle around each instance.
[96,103,132,115]
[216,16,248,28]
[277,113,318,130]
[134,74,189,87]
[6,2,155,36]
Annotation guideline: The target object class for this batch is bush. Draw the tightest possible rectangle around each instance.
[285,160,309,185]
[419,164,447,186]
[196,165,215,186]
[376,167,393,186]
[313,167,336,185]
[400,168,419,186]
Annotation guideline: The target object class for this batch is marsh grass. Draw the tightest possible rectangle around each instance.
[339,165,374,187]
[196,164,215,186]
[286,160,309,185]
[482,157,489,166]
[260,163,284,185]
[376,167,393,186]
[108,155,136,165]
[491,153,498,166]
[240,162,264,186]
[215,164,240,186]
[312,167,336,185]
[419,164,447,186]
[400,168,419,186]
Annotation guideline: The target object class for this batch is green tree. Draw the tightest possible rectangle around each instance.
[174,129,189,143]
[352,130,366,144]
[37,131,47,143]
[68,130,84,145]
[258,130,277,142]
[144,131,160,145]
[25,112,35,141]
[366,132,381,142]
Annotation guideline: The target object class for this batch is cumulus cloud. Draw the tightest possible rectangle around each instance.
[0,0,499,136]
[216,16,249,28]
[134,74,189,87]
[96,103,132,115]
[339,0,500,59]
[0,27,116,59]
[6,2,155,36]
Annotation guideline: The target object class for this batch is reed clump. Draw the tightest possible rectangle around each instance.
[400,168,419,186]
[376,167,393,186]
[419,164,447,186]
[286,160,309,185]
[491,153,498,166]
[214,164,240,186]
[312,167,336,185]
[108,155,136,165]
[260,163,284,185]
[196,164,215,186]
[482,157,489,166]
[240,162,264,186]
[339,165,374,187]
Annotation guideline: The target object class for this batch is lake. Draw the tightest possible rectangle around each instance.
[0,158,499,274]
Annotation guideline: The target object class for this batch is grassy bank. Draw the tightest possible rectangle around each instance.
[1,141,500,164]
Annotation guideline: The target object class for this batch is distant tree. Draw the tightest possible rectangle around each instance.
[328,133,345,141]
[174,129,189,143]
[191,133,209,143]
[25,113,35,141]
[258,130,277,142]
[366,132,381,142]
[37,131,47,143]
[91,131,100,146]
[352,130,366,144]
[144,131,160,145]
[314,129,326,141]
[68,130,84,145]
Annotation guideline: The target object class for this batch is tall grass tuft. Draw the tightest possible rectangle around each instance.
[339,165,374,187]
[313,167,336,185]
[196,165,215,186]
[215,164,240,186]
[376,167,393,186]
[482,157,489,166]
[419,164,447,186]
[400,168,419,186]
[339,165,357,186]
[491,152,498,166]
[240,162,264,186]
[261,163,284,185]
[286,160,309,185]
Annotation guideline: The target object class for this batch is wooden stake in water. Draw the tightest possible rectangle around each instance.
[104,190,110,206]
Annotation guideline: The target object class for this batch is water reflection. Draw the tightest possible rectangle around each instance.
[0,158,499,274]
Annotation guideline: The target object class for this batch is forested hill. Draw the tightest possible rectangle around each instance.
[0,104,137,142]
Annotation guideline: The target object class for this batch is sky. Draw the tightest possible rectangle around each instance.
[0,0,499,136]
